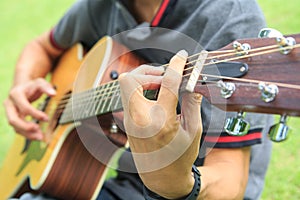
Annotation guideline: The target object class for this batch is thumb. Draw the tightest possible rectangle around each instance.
[180,92,202,134]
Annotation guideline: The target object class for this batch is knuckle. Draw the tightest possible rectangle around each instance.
[20,106,32,115]
[8,118,17,126]
[139,64,150,69]
[118,72,132,85]
[160,121,179,135]
[153,122,179,143]
[118,74,126,85]
[162,76,174,86]
[34,78,49,88]
[162,76,180,90]
[136,64,150,72]
[9,88,19,98]
[35,77,45,83]
[118,72,128,81]
[23,125,35,132]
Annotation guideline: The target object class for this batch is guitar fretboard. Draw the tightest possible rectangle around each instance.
[59,81,122,124]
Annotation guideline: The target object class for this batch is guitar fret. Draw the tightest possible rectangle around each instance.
[93,85,103,115]
[59,96,74,124]
[100,82,114,114]
[112,83,122,111]
[86,90,95,119]
[99,85,109,114]
[115,94,122,110]
[74,90,88,120]
[95,84,107,115]
[107,81,119,112]
[73,94,82,121]
[85,88,97,119]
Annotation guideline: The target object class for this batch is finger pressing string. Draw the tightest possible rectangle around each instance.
[158,50,188,110]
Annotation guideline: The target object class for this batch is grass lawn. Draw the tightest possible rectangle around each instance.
[0,0,299,199]
[257,1,300,199]
[0,0,75,164]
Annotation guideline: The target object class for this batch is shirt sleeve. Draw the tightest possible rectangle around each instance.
[50,0,110,50]
[204,128,262,148]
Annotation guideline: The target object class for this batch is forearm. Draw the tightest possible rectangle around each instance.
[141,147,250,200]
[198,147,250,200]
[199,167,247,200]
[13,31,62,86]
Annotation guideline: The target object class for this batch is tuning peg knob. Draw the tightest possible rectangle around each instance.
[258,28,283,38]
[224,112,250,136]
[258,82,279,103]
[268,115,290,142]
[258,28,295,54]
[217,80,236,99]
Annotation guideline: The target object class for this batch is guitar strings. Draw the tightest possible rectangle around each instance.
[166,44,280,70]
[53,83,122,116]
[51,43,300,113]
[182,44,299,72]
[46,43,300,115]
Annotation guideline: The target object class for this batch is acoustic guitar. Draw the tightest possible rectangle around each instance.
[0,32,299,199]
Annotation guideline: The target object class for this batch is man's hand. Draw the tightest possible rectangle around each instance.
[119,50,202,198]
[4,78,56,140]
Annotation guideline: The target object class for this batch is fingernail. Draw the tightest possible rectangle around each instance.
[43,115,49,121]
[35,134,44,141]
[48,88,56,95]
[177,49,188,58]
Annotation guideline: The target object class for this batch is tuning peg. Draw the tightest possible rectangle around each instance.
[268,115,290,142]
[224,112,250,136]
[258,28,296,54]
[276,36,296,55]
[217,80,236,99]
[232,41,251,55]
[258,82,279,103]
[258,28,283,38]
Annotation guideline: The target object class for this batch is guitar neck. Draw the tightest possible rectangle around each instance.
[59,80,123,124]
[60,32,300,125]
[59,83,162,124]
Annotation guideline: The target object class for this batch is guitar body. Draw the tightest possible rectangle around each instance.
[0,36,143,199]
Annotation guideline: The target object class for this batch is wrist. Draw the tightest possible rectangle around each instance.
[143,165,201,200]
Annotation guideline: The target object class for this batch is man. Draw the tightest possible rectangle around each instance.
[4,0,273,199]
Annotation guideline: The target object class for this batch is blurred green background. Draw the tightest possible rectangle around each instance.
[0,0,299,199]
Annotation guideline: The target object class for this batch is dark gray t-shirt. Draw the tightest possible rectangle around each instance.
[52,0,273,148]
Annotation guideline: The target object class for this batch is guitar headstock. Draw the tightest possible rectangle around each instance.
[189,31,300,117]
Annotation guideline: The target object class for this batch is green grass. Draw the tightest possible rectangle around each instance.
[257,1,300,199]
[258,0,300,34]
[0,0,74,164]
[0,0,299,199]
[261,117,300,199]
